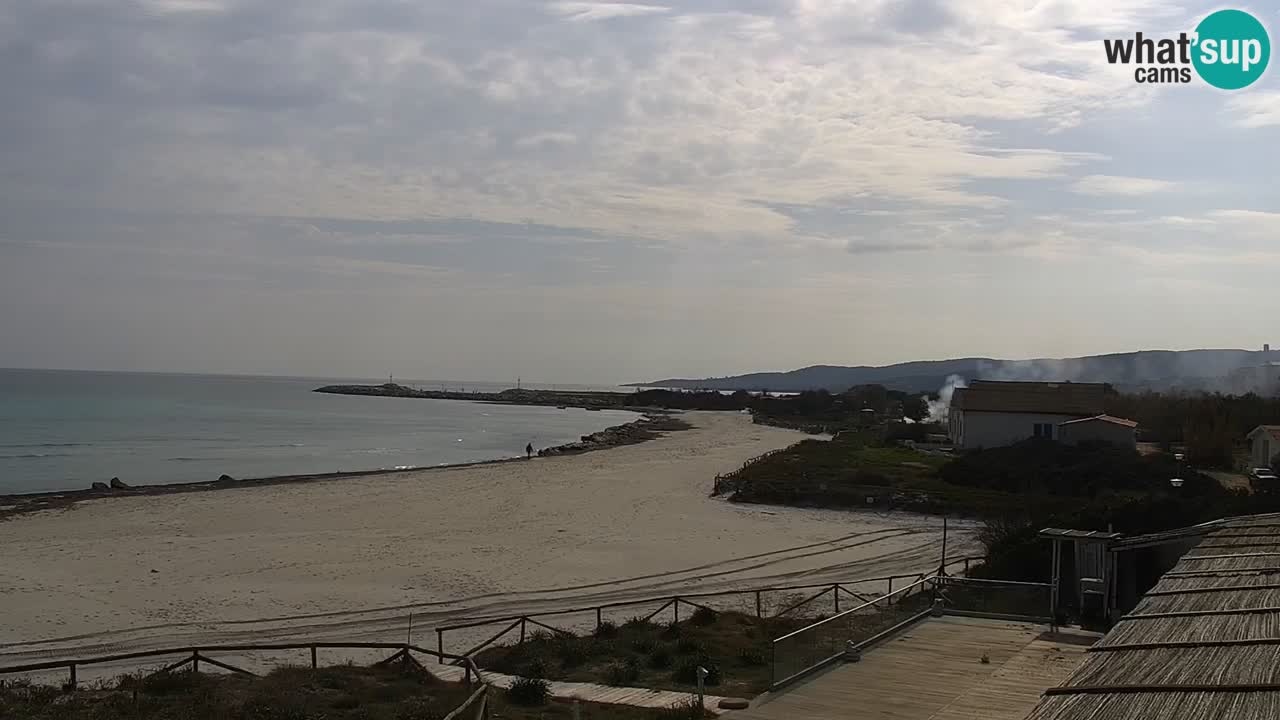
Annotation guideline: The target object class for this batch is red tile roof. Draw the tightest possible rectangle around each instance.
[1249,425,1280,441]
[950,381,1106,416]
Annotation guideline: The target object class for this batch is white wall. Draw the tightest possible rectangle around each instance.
[1255,434,1276,467]
[954,410,1082,449]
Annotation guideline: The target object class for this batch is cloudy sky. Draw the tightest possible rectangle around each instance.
[1,0,1278,384]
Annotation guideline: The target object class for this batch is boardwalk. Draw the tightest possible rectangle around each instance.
[733,616,1098,720]
[431,662,739,714]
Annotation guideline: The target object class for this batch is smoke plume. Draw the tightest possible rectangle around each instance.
[926,374,967,423]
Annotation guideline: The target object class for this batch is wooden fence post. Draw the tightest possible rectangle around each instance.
[520,618,527,644]
[833,585,840,613]
[191,652,200,673]
[68,663,77,690]
[673,598,679,624]
[596,607,603,631]
[310,646,317,669]
[755,591,762,618]
[888,577,894,605]
[437,629,444,664]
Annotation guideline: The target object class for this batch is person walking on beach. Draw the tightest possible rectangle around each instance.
[526,442,534,458]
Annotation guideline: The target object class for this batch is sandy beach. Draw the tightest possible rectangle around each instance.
[0,411,977,669]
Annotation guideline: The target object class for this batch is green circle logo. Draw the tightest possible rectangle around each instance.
[1192,9,1270,90]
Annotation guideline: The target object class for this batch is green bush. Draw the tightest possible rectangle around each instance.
[690,607,718,627]
[623,616,655,631]
[648,647,673,670]
[671,658,720,686]
[594,620,619,639]
[653,696,709,719]
[395,697,446,720]
[604,658,641,686]
[524,656,549,679]
[737,648,766,667]
[507,676,551,707]
[661,622,681,640]
[632,636,658,654]
[553,636,589,668]
[675,637,704,656]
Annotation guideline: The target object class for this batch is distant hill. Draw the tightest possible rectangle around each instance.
[629,349,1278,394]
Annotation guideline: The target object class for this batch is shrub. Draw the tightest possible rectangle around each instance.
[623,616,654,631]
[594,620,619,639]
[139,668,204,696]
[648,647,673,670]
[737,648,766,667]
[653,697,710,719]
[507,676,551,707]
[661,622,681,640]
[604,658,641,686]
[396,697,446,720]
[632,636,658,654]
[524,656,549,679]
[553,636,588,669]
[672,658,721,686]
[690,607,718,627]
[675,637,705,656]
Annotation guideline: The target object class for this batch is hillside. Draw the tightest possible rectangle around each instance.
[631,349,1275,393]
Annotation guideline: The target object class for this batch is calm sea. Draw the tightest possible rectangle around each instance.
[0,369,639,495]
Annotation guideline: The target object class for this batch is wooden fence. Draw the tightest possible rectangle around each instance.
[434,555,984,661]
[0,641,487,695]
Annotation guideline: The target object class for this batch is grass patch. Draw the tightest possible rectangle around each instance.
[0,662,702,720]
[475,610,810,698]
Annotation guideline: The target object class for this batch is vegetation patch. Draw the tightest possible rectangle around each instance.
[474,610,810,698]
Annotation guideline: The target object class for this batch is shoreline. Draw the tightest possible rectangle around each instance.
[0,413,688,520]
[0,412,978,661]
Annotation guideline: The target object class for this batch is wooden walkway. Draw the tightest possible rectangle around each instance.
[731,616,1098,720]
[430,662,740,714]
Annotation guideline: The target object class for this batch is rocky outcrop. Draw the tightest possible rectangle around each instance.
[90,481,110,491]
[109,477,130,489]
[218,474,236,483]
[537,415,691,457]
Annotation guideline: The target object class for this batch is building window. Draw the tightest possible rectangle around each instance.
[1033,423,1054,439]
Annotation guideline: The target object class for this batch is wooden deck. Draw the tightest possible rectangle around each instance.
[732,616,1098,720]
[430,662,739,714]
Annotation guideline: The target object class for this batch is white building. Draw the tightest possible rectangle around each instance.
[947,380,1136,450]
[1247,425,1280,468]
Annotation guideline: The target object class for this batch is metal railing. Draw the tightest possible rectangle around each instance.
[770,575,937,688]
[435,556,984,660]
[769,573,1054,689]
[931,576,1054,622]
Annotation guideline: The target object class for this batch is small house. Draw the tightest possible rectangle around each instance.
[1247,425,1280,468]
[948,380,1136,450]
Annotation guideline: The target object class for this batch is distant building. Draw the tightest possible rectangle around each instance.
[1226,361,1280,396]
[948,380,1135,449]
[1247,425,1280,468]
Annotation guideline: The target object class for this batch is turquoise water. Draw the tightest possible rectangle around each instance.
[0,369,638,494]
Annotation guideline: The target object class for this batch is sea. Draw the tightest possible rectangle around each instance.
[0,369,640,495]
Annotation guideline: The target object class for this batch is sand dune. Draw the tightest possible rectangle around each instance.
[0,411,977,669]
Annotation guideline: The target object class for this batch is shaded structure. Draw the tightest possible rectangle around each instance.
[1027,513,1280,720]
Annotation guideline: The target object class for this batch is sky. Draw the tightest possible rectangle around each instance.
[1,0,1278,385]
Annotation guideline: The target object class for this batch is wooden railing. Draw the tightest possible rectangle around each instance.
[434,555,984,660]
[0,641,488,695]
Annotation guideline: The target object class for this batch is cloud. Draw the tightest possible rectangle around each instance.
[550,2,670,22]
[1071,174,1177,196]
[1229,92,1280,128]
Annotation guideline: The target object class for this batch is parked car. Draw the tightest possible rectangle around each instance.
[1249,467,1279,489]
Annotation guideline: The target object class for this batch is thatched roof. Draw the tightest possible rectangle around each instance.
[1025,515,1280,720]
